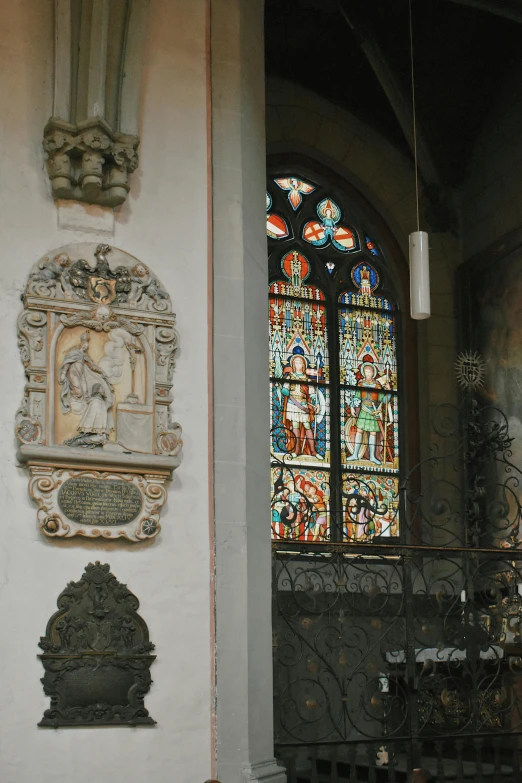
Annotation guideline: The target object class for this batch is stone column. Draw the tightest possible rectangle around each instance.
[211,0,286,781]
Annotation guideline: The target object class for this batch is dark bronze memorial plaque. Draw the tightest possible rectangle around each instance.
[58,476,142,527]
[39,562,156,726]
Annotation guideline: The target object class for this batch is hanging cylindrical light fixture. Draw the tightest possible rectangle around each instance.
[408,0,430,320]
[409,230,430,319]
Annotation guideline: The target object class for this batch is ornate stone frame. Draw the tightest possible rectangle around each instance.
[17,242,182,542]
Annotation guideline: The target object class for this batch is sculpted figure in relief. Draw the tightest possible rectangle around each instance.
[28,252,71,296]
[59,331,115,446]
[130,262,170,307]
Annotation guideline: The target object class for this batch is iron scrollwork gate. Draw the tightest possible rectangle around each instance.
[272,396,522,782]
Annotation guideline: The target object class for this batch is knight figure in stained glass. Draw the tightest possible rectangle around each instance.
[281,349,324,460]
[344,359,392,466]
[269,247,330,467]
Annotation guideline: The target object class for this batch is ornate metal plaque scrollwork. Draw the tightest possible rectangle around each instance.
[38,562,156,727]
[17,242,182,542]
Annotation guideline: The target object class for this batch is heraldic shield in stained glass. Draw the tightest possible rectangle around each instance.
[266,191,289,240]
[268,172,400,544]
[303,197,357,253]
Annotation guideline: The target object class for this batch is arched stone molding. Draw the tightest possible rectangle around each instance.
[44,0,149,207]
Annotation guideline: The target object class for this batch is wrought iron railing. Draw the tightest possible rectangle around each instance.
[272,391,522,781]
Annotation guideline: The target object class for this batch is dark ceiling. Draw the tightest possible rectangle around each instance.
[265,0,522,187]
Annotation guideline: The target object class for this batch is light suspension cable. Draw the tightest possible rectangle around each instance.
[408,0,430,320]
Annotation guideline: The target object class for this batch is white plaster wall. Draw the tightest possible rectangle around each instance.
[0,2,211,782]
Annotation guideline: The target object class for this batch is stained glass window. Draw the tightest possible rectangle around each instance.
[268,172,401,544]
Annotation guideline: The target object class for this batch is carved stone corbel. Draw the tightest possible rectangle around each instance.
[44,118,140,207]
[45,1,148,207]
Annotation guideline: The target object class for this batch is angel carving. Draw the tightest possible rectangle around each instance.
[28,252,70,295]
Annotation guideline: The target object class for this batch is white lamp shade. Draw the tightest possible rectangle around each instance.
[409,230,430,319]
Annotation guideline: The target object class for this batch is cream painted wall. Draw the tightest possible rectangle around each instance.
[0,2,211,782]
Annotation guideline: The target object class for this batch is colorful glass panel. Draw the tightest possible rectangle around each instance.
[269,294,329,380]
[271,465,330,542]
[341,389,398,472]
[267,213,289,239]
[268,172,401,545]
[365,235,380,257]
[266,190,289,239]
[340,261,392,309]
[342,473,399,541]
[269,250,325,300]
[274,177,315,210]
[270,268,330,469]
[338,305,397,388]
[271,382,330,465]
[302,197,357,253]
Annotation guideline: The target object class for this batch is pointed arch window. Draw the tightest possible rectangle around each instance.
[269,171,402,544]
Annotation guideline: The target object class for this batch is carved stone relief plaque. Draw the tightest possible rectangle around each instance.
[17,243,182,541]
[39,562,156,727]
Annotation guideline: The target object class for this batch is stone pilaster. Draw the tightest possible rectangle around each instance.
[211,0,286,780]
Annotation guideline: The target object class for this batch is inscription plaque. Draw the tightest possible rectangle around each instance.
[58,476,142,527]
[39,562,156,726]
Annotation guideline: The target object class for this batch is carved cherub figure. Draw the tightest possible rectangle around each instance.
[29,252,70,293]
[129,262,169,305]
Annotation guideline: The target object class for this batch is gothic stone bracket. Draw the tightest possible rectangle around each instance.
[44,118,139,207]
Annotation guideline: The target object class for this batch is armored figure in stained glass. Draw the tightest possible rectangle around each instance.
[282,350,324,460]
[346,358,391,466]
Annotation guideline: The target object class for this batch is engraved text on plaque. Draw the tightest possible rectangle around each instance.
[58,476,143,527]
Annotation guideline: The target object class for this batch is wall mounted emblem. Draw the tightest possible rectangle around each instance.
[38,562,156,727]
[17,243,182,542]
